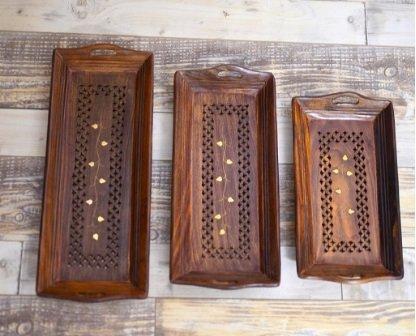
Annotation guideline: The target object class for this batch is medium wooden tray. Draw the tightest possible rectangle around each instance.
[293,92,403,283]
[37,44,153,301]
[170,65,280,289]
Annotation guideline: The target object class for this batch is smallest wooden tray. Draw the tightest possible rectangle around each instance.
[292,92,403,283]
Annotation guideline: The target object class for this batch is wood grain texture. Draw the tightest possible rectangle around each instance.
[0,156,413,248]
[0,7,412,335]
[14,240,416,300]
[0,109,173,160]
[0,241,21,295]
[0,31,413,116]
[19,243,342,299]
[155,298,415,336]
[37,44,153,301]
[0,31,413,165]
[151,245,341,300]
[0,0,366,45]
[0,108,413,168]
[0,109,48,156]
[293,92,403,283]
[0,156,44,242]
[0,295,155,336]
[19,241,37,295]
[342,248,415,300]
[171,65,279,288]
[367,2,415,46]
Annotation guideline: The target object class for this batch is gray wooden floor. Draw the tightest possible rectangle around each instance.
[0,1,414,335]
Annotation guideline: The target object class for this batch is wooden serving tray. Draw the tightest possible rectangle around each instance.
[171,65,280,289]
[37,44,153,301]
[293,92,403,283]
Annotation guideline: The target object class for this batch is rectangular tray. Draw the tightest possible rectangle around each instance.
[37,44,153,301]
[293,92,403,283]
[171,65,280,289]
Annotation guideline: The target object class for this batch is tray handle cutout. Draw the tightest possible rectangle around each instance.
[217,70,243,78]
[332,94,360,106]
[90,48,117,56]
[78,44,128,56]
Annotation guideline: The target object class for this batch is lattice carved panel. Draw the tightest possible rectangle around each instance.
[201,104,251,260]
[68,85,126,269]
[318,130,371,254]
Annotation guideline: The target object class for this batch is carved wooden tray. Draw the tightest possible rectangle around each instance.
[293,92,403,283]
[170,65,280,289]
[37,44,153,301]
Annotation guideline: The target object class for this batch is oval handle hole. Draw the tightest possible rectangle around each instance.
[217,70,242,78]
[339,275,362,281]
[90,49,117,56]
[332,96,359,105]
[77,291,105,298]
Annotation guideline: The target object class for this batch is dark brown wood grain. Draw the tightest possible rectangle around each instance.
[171,65,280,289]
[293,92,403,283]
[37,44,153,301]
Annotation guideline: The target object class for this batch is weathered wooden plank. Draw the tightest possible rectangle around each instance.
[0,156,45,242]
[17,239,416,300]
[1,156,413,247]
[0,241,21,295]
[0,1,366,45]
[155,298,415,336]
[18,243,342,299]
[0,296,155,336]
[364,1,414,4]
[0,32,413,120]
[149,246,415,300]
[0,108,414,168]
[398,167,416,248]
[0,109,48,156]
[0,109,174,159]
[342,248,415,300]
[367,2,415,47]
[149,245,342,299]
[360,0,414,3]
[19,241,37,295]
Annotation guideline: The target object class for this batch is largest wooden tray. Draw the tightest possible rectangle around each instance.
[37,44,153,301]
[171,65,280,289]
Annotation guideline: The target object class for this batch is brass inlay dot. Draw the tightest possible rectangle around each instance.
[346,170,353,176]
[97,216,105,222]
[86,199,93,205]
[214,214,222,220]
[226,159,233,165]
[219,229,226,235]
[335,188,341,194]
[99,178,106,184]
[348,208,355,215]
[332,168,339,174]
[227,197,234,203]
[92,233,99,240]
[88,161,95,167]
[216,176,223,182]
[101,141,108,147]
[216,141,224,147]
[91,123,98,129]
[342,154,348,161]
